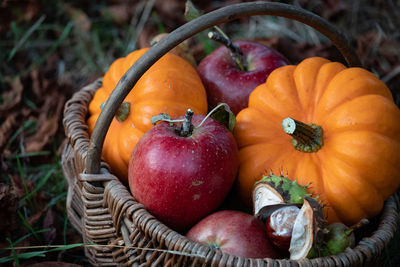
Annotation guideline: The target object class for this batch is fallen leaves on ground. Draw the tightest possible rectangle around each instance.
[0,183,19,234]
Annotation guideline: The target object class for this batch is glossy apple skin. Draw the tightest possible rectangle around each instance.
[186,210,282,259]
[197,40,289,115]
[128,115,239,232]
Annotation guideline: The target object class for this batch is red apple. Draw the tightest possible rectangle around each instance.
[197,40,289,115]
[128,110,239,232]
[186,210,282,259]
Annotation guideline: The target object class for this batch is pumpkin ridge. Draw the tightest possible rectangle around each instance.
[318,150,372,224]
[315,70,393,121]
[292,72,306,117]
[322,168,370,225]
[319,95,400,137]
[321,152,384,221]
[324,131,400,193]
[237,142,294,206]
[293,57,330,120]
[272,149,300,178]
[304,152,325,200]
[251,65,303,120]
[248,93,283,122]
[309,61,347,122]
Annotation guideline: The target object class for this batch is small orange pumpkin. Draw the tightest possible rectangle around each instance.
[234,57,400,225]
[87,48,208,182]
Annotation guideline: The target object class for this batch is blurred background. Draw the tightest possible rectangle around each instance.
[1,0,399,265]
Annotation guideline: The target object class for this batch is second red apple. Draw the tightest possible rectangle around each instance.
[197,40,289,115]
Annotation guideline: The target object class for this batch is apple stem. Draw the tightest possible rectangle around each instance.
[179,109,195,137]
[208,31,246,71]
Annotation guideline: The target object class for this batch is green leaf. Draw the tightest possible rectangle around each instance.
[184,1,203,21]
[210,103,236,131]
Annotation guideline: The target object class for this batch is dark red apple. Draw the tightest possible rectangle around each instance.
[186,210,282,259]
[128,110,239,232]
[197,40,289,115]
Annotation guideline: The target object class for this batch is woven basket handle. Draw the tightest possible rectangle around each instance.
[86,1,361,175]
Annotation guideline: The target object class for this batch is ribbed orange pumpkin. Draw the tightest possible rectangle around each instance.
[234,57,400,226]
[87,48,208,182]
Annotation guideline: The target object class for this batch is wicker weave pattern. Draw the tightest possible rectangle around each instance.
[61,79,399,266]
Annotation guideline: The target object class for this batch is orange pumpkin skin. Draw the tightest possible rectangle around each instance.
[87,48,208,182]
[234,57,400,226]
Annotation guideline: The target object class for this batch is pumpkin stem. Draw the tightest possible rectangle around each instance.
[282,117,323,153]
[208,31,246,71]
[115,102,131,122]
[179,109,194,137]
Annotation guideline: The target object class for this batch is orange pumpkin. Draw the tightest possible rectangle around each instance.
[87,48,208,182]
[234,57,400,226]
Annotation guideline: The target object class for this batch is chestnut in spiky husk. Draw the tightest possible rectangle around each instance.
[253,172,311,215]
[253,172,311,211]
[253,180,284,216]
[253,173,324,255]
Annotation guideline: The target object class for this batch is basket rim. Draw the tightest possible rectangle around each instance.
[63,78,400,266]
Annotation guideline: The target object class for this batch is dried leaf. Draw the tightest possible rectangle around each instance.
[42,209,56,245]
[9,174,35,199]
[149,33,197,67]
[30,68,43,99]
[0,0,42,33]
[101,4,134,24]
[137,24,159,49]
[25,92,65,152]
[27,208,46,226]
[61,4,91,33]
[0,112,18,151]
[298,0,347,19]
[321,0,347,20]
[0,183,19,233]
[0,76,23,112]
[154,0,186,27]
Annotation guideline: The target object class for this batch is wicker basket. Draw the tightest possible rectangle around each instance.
[62,2,400,266]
